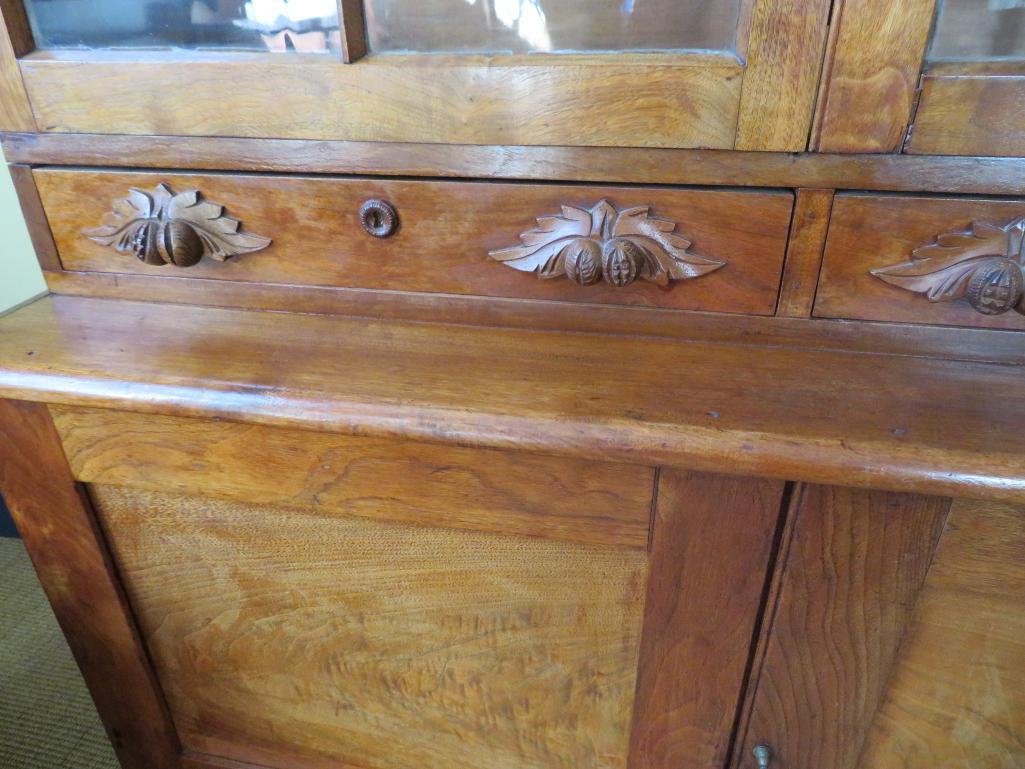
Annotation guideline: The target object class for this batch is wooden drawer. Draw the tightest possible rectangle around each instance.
[815,194,1025,331]
[50,406,785,769]
[36,169,793,315]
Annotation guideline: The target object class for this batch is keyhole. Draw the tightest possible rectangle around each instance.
[359,199,398,238]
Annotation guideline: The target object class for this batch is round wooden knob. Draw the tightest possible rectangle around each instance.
[359,200,399,238]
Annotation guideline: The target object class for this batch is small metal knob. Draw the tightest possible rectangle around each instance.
[359,199,398,238]
[753,744,773,769]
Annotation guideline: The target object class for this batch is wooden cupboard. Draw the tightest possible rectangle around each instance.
[0,2,1024,769]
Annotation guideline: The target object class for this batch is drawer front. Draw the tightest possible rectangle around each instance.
[816,194,1025,331]
[36,169,793,315]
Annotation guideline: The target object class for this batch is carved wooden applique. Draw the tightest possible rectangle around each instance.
[872,217,1025,316]
[489,200,726,287]
[83,183,272,268]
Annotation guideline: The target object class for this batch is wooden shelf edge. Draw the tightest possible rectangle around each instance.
[6,131,1025,195]
[0,295,1022,504]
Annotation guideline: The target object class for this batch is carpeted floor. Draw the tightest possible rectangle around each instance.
[0,536,119,769]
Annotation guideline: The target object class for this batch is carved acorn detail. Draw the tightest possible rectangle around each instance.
[562,238,603,285]
[602,238,642,287]
[872,217,1025,317]
[489,200,726,288]
[965,258,1024,315]
[84,183,272,268]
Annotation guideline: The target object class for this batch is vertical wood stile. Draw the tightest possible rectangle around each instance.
[629,471,786,769]
[337,0,368,62]
[0,400,180,769]
[777,189,833,318]
[814,0,937,152]
[0,0,36,131]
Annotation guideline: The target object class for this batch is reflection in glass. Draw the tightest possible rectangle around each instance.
[24,0,342,52]
[365,0,741,55]
[929,0,1025,60]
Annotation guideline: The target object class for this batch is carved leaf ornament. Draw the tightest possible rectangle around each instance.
[872,217,1025,316]
[489,200,726,287]
[83,183,272,267]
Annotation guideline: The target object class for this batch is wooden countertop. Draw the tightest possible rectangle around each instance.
[1,295,1023,502]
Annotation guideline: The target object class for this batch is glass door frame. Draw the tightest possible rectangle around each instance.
[813,0,1025,157]
[0,0,833,152]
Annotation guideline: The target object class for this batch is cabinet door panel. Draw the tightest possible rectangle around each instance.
[61,403,787,769]
[734,485,950,769]
[91,484,649,769]
[856,498,1025,769]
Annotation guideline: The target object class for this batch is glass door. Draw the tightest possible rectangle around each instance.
[0,0,834,150]
[22,0,348,54]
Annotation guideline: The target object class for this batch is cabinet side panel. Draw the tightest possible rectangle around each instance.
[0,400,179,769]
[629,471,786,769]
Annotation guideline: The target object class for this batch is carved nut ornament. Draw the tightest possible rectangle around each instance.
[83,183,272,267]
[872,217,1025,316]
[489,200,726,287]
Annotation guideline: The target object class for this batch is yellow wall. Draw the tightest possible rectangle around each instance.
[0,147,46,314]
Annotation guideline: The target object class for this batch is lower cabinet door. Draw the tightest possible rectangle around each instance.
[91,483,648,769]
[735,487,1025,769]
[733,485,952,769]
[54,406,786,769]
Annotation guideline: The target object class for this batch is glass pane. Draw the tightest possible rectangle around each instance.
[929,0,1025,61]
[365,0,741,55]
[25,0,342,52]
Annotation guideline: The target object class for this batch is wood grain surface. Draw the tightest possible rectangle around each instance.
[8,163,61,271]
[181,753,268,769]
[92,484,648,769]
[35,169,793,315]
[0,400,180,769]
[20,52,743,149]
[2,296,1025,502]
[735,485,950,769]
[52,405,655,549]
[814,0,935,152]
[816,194,1025,330]
[735,0,832,152]
[629,471,785,769]
[40,269,1025,365]
[0,1,34,131]
[10,132,1025,195]
[907,75,1025,157]
[337,0,367,63]
[857,498,1025,769]
[777,189,833,318]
